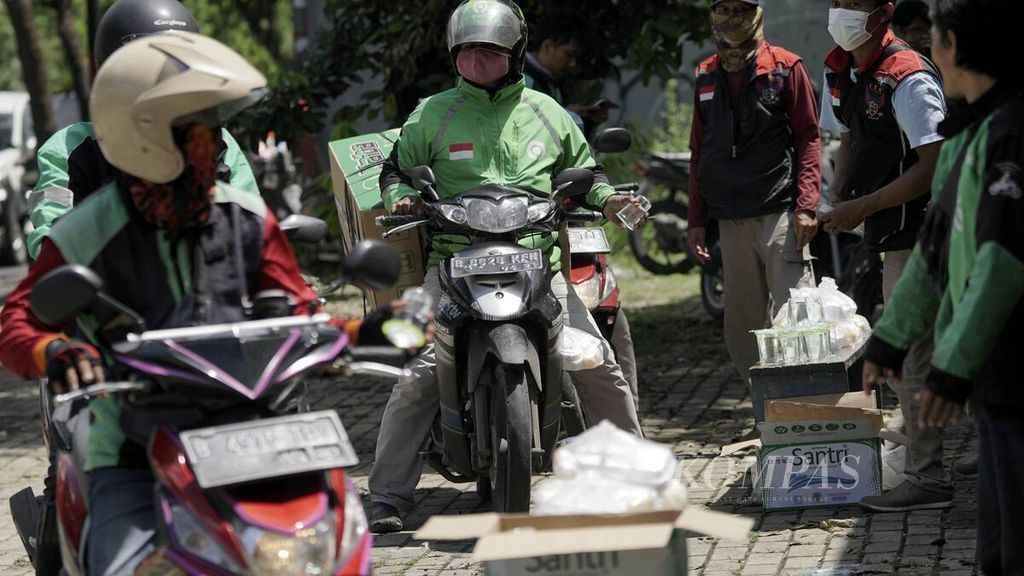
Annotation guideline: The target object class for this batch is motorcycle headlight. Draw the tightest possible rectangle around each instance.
[242,520,334,576]
[464,197,529,233]
[574,274,603,310]
[439,204,467,224]
[527,201,552,223]
[168,502,243,573]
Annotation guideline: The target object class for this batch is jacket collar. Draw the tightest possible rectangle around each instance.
[524,52,554,84]
[753,42,779,77]
[458,76,526,104]
[938,83,1021,138]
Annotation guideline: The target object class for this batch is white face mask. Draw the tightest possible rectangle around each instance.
[828,7,882,52]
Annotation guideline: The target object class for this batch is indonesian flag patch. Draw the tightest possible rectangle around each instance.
[699,86,715,102]
[830,86,842,106]
[449,143,474,160]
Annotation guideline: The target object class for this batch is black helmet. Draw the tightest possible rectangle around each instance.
[447,0,528,77]
[95,0,200,67]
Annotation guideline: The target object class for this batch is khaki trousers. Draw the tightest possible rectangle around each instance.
[882,249,952,493]
[719,212,813,383]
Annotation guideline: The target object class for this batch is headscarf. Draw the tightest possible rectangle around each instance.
[128,123,218,240]
[712,6,765,72]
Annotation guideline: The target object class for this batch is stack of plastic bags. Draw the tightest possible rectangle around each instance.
[532,421,688,516]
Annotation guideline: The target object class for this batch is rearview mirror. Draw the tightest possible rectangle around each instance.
[410,166,439,200]
[279,215,327,244]
[30,265,103,326]
[341,240,401,293]
[592,128,633,154]
[552,168,595,199]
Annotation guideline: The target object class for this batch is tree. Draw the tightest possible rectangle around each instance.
[231,0,711,142]
[3,0,57,146]
[46,0,92,120]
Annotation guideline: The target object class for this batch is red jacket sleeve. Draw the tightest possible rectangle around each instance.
[787,61,822,214]
[0,239,72,379]
[687,89,708,228]
[257,209,318,315]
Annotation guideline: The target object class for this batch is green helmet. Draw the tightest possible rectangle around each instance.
[446,0,528,75]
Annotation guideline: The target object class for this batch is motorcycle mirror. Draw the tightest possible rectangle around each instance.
[340,240,401,293]
[30,265,103,326]
[592,128,633,154]
[279,214,327,244]
[410,166,440,201]
[552,168,595,199]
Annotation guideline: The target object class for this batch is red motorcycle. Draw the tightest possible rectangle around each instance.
[9,240,407,576]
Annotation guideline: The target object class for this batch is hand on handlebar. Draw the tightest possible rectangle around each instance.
[45,339,106,395]
[393,196,425,216]
[687,227,711,263]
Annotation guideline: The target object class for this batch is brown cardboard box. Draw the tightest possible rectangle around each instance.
[414,508,752,576]
[328,130,426,308]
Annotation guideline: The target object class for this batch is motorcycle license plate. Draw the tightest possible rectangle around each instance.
[450,249,544,278]
[568,228,611,254]
[179,410,357,488]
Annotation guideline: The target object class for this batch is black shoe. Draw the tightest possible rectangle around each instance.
[859,481,953,513]
[369,503,404,534]
[953,452,978,478]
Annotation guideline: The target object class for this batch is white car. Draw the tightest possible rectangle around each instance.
[0,91,34,265]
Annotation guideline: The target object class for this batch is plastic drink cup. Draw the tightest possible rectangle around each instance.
[616,194,652,231]
[381,287,433,349]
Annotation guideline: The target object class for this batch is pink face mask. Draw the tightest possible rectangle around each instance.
[456,47,510,87]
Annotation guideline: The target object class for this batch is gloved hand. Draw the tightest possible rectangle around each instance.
[45,339,105,395]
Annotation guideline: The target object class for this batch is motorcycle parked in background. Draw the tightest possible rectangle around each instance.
[376,167,602,512]
[629,151,693,276]
[9,237,407,576]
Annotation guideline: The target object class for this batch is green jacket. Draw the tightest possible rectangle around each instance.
[28,122,258,259]
[380,77,615,269]
[866,86,1024,407]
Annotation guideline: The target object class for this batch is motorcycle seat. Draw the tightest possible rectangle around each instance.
[647,151,692,171]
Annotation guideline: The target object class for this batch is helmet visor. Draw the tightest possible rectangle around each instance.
[447,1,522,53]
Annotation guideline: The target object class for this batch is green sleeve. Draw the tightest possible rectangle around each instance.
[221,130,259,196]
[555,109,614,207]
[872,246,942,350]
[931,242,1024,379]
[27,127,80,259]
[384,102,432,211]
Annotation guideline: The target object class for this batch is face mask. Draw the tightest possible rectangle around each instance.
[456,47,510,87]
[828,7,882,52]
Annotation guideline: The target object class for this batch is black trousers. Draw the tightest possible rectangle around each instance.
[976,407,1024,575]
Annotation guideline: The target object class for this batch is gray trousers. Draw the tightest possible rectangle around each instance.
[369,266,641,514]
[719,212,813,383]
[87,468,157,576]
[882,250,953,494]
[609,308,639,413]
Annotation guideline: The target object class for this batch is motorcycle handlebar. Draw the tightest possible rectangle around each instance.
[613,183,640,193]
[375,215,427,227]
[566,210,605,223]
[348,346,410,368]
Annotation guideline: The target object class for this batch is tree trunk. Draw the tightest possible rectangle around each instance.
[3,0,56,147]
[51,0,91,121]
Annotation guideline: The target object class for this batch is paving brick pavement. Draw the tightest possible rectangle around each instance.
[0,273,979,575]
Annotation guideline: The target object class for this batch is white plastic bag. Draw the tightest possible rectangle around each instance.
[532,476,658,516]
[559,326,603,371]
[818,277,858,323]
[881,445,907,491]
[552,420,676,488]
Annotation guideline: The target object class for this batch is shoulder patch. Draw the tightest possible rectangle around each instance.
[696,55,720,77]
[215,182,267,217]
[48,183,129,265]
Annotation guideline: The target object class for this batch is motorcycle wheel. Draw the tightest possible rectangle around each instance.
[700,268,725,320]
[488,363,532,513]
[628,198,694,276]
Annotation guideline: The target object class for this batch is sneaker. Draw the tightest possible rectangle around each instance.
[953,452,978,478]
[859,481,953,513]
[369,503,404,534]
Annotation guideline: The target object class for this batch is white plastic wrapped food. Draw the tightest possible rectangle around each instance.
[818,277,858,323]
[532,476,658,516]
[552,420,676,488]
[559,326,603,371]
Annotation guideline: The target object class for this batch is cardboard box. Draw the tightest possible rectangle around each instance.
[328,130,426,308]
[748,343,867,421]
[753,392,883,511]
[414,508,752,576]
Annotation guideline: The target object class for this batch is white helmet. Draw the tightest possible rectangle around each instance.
[90,31,266,184]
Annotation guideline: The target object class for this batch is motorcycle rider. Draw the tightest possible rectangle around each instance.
[26,0,259,261]
[819,0,951,512]
[369,0,643,534]
[0,33,394,576]
[522,12,639,410]
[686,0,821,387]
